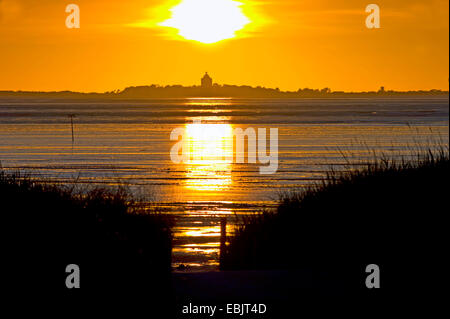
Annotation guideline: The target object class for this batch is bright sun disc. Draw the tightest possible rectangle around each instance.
[160,0,251,44]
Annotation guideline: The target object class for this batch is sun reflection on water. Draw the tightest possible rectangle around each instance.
[173,109,236,270]
[183,116,234,192]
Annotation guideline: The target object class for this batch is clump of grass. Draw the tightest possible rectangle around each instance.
[222,146,449,291]
[1,172,173,292]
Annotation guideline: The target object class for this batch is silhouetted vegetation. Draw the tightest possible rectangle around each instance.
[1,85,447,99]
[221,146,449,295]
[1,173,173,295]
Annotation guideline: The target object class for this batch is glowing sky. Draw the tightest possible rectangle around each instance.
[0,0,448,92]
[159,0,250,44]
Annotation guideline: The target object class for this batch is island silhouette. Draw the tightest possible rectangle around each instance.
[1,73,448,99]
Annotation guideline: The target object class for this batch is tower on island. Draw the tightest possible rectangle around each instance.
[201,72,213,88]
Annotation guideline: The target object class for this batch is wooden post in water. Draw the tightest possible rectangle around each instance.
[220,217,227,268]
[68,114,76,144]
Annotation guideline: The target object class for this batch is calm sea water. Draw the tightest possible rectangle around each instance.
[1,97,448,270]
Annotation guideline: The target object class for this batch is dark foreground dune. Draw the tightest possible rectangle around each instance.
[2,147,448,315]
[1,173,173,312]
[219,148,449,307]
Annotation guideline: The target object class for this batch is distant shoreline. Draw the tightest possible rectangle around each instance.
[0,85,448,99]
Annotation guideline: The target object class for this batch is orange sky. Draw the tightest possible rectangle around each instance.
[0,0,448,92]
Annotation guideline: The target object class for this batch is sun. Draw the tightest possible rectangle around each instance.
[160,0,251,44]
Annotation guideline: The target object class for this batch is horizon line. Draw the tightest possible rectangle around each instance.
[0,83,449,95]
